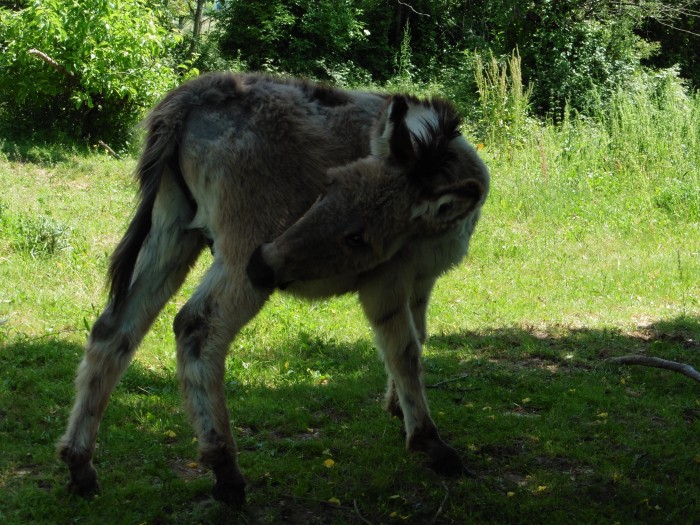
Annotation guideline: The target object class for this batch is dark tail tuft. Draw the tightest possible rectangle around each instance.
[108,126,171,306]
[108,102,184,306]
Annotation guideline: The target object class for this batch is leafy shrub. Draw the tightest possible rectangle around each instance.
[603,68,700,222]
[503,4,653,117]
[215,0,368,79]
[0,0,179,147]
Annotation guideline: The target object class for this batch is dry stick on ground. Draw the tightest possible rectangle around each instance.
[353,499,373,525]
[426,373,469,389]
[98,140,121,159]
[432,481,450,524]
[608,356,700,383]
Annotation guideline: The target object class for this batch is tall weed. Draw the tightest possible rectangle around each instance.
[479,61,699,231]
[474,49,535,146]
[603,68,700,222]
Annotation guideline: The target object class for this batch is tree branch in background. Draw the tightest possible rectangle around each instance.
[396,0,430,17]
[608,355,700,383]
[27,48,74,79]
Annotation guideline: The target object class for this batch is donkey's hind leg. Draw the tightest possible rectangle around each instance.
[174,260,270,507]
[59,181,204,496]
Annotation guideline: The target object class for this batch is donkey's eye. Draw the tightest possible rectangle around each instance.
[344,232,366,248]
[437,202,454,217]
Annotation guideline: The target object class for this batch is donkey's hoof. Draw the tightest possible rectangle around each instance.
[212,479,246,507]
[67,463,100,497]
[428,446,474,478]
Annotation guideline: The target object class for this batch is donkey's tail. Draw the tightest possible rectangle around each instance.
[107,73,247,306]
[108,94,190,306]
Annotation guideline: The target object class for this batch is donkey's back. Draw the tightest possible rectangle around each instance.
[59,73,489,507]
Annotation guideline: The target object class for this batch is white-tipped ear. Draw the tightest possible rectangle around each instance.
[370,96,415,165]
[370,104,392,158]
[410,181,484,225]
[404,104,440,144]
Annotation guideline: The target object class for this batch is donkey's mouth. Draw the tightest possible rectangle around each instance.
[246,245,277,289]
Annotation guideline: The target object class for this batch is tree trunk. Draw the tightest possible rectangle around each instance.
[189,0,206,58]
[391,1,408,50]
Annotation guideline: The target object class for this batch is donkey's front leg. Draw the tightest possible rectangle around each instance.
[360,288,464,477]
[410,276,437,345]
[382,276,437,424]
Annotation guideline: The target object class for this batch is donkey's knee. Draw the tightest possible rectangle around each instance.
[88,311,135,360]
[173,303,210,362]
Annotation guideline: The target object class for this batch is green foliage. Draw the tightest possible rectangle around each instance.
[0,0,179,146]
[636,1,700,88]
[216,0,368,78]
[1,0,697,143]
[490,0,654,116]
[210,0,697,118]
[604,68,700,222]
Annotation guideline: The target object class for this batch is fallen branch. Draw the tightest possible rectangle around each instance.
[353,499,373,525]
[432,481,449,524]
[98,140,121,159]
[608,355,700,383]
[426,373,469,389]
[27,48,74,79]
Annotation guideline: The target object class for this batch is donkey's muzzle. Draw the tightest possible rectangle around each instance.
[247,245,277,289]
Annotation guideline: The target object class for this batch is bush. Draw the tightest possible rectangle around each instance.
[0,206,73,258]
[215,0,368,79]
[0,0,179,147]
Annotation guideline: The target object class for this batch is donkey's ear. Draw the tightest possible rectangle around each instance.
[411,180,484,226]
[371,96,416,166]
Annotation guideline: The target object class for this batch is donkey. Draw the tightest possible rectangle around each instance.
[59,72,489,506]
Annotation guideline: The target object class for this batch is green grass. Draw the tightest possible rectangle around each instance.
[1,79,699,523]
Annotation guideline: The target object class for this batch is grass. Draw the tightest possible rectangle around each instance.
[1,75,699,524]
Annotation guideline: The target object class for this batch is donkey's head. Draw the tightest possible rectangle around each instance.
[247,95,489,289]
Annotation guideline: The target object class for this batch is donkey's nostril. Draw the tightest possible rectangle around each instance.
[247,245,276,288]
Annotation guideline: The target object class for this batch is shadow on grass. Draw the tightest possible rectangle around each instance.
[1,315,698,523]
[430,313,699,357]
